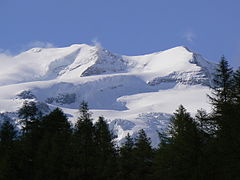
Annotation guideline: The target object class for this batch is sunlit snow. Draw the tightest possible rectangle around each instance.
[0,44,216,146]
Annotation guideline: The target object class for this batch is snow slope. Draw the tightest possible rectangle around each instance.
[0,44,216,146]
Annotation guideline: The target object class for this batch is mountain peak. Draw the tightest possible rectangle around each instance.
[0,43,216,146]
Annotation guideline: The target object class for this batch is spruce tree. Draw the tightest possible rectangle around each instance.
[94,116,117,180]
[155,105,202,180]
[119,133,135,179]
[34,108,71,180]
[132,129,153,180]
[18,101,41,134]
[233,67,240,104]
[0,120,16,147]
[17,101,44,180]
[209,56,233,111]
[0,120,18,180]
[69,101,96,180]
[230,67,240,178]
[207,58,240,179]
[209,57,235,137]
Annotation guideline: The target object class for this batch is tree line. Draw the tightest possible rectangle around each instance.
[0,56,240,180]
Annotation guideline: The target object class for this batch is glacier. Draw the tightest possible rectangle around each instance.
[0,44,216,146]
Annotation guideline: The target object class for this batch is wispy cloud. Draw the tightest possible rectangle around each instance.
[183,31,196,43]
[0,51,13,67]
[0,48,11,55]
[0,41,55,57]
[0,52,11,59]
[25,41,55,49]
[91,38,103,50]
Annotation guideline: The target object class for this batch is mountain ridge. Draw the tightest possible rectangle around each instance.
[0,44,216,146]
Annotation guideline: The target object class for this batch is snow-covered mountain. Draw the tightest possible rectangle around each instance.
[0,44,216,146]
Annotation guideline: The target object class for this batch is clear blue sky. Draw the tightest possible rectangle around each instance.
[0,0,239,67]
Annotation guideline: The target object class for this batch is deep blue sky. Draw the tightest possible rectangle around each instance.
[0,0,239,67]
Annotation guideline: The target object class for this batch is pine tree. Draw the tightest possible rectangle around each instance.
[34,108,71,180]
[41,108,71,136]
[208,57,235,138]
[206,58,240,179]
[155,105,202,180]
[118,133,135,180]
[120,133,134,153]
[209,56,233,110]
[195,109,216,137]
[94,116,117,180]
[132,129,153,180]
[69,101,96,180]
[233,67,240,104]
[229,67,240,178]
[17,101,44,180]
[0,120,16,147]
[18,101,41,134]
[0,120,18,180]
[217,67,240,179]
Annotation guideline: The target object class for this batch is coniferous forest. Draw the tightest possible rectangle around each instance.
[0,57,240,180]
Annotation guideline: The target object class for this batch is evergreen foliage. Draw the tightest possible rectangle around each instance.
[0,120,18,180]
[94,116,117,180]
[0,57,240,179]
[18,101,41,135]
[133,129,154,180]
[34,108,71,180]
[155,105,203,180]
[118,133,135,179]
[69,101,96,180]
